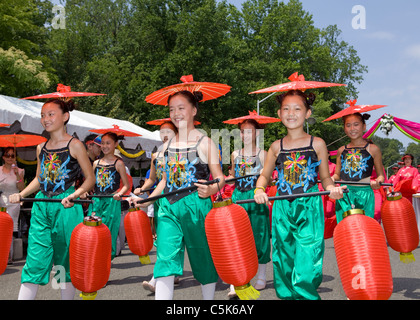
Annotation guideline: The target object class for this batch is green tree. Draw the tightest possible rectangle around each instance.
[371,136,404,171]
[0,47,50,96]
[0,0,54,96]
[40,0,367,151]
[405,142,420,166]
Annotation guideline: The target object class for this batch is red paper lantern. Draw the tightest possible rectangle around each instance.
[70,216,111,300]
[124,208,153,264]
[0,207,13,275]
[333,209,393,300]
[205,199,259,300]
[381,192,419,263]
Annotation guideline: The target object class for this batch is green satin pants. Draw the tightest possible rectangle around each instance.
[153,192,218,285]
[89,197,121,260]
[21,187,84,285]
[271,185,324,300]
[231,188,271,264]
[335,184,375,224]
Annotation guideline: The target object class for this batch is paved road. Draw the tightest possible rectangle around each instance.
[1,237,420,301]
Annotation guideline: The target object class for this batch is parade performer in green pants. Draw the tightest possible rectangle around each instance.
[224,113,281,297]
[331,112,384,223]
[254,90,345,300]
[90,132,130,259]
[10,99,95,300]
[134,90,225,300]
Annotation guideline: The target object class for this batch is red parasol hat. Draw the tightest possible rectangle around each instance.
[89,124,141,137]
[21,83,106,101]
[146,118,201,126]
[323,99,387,122]
[249,72,346,94]
[145,75,231,106]
[223,110,282,125]
[0,134,47,148]
[0,123,10,127]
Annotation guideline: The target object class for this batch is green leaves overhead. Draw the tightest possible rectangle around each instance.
[3,0,368,150]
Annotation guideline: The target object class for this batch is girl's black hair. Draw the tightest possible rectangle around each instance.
[160,121,178,133]
[238,119,264,130]
[342,112,371,125]
[102,132,124,142]
[43,99,76,125]
[167,90,203,110]
[275,90,316,110]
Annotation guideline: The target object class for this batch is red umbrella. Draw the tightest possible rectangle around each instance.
[21,83,106,100]
[223,110,282,125]
[145,75,231,106]
[0,134,47,148]
[323,99,387,122]
[249,72,346,94]
[146,118,201,126]
[89,124,141,137]
[0,123,10,127]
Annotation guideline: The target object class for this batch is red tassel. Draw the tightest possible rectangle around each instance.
[70,216,111,300]
[334,209,393,300]
[124,208,153,264]
[205,199,259,300]
[381,192,419,263]
[0,207,13,275]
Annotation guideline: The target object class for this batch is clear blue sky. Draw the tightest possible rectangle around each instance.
[228,0,420,148]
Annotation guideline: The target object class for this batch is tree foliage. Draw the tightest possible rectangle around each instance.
[2,0,386,153]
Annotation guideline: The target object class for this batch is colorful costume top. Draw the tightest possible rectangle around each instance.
[340,142,374,181]
[275,136,321,197]
[233,149,262,192]
[94,158,122,195]
[164,136,210,204]
[153,151,165,183]
[38,137,81,197]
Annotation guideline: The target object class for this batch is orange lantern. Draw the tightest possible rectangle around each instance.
[381,192,419,263]
[0,207,13,275]
[124,208,153,264]
[205,199,259,300]
[70,215,111,300]
[333,209,393,300]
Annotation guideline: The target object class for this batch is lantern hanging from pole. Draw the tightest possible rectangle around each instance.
[205,199,259,300]
[0,207,13,275]
[70,215,111,300]
[381,192,419,263]
[333,209,393,300]
[124,207,153,264]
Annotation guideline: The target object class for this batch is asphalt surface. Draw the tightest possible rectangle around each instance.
[1,236,420,302]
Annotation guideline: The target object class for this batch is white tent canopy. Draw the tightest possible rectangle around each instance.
[0,94,162,152]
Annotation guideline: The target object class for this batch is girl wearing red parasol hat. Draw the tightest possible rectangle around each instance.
[225,117,275,296]
[9,99,95,300]
[332,112,386,224]
[89,132,131,260]
[134,120,179,293]
[133,90,225,300]
[253,90,345,300]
